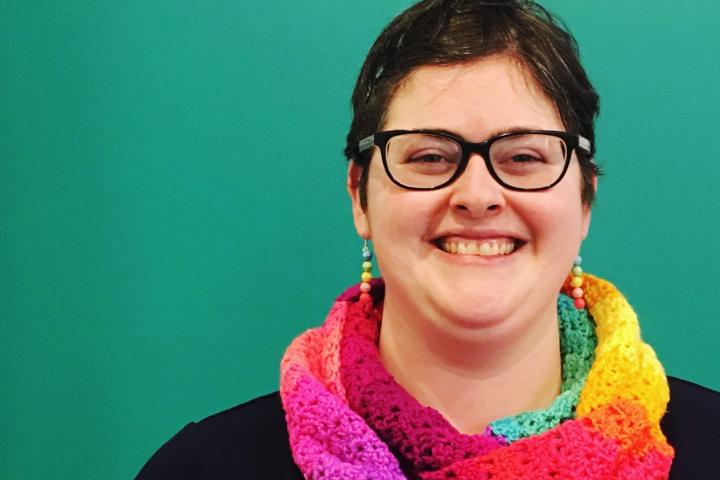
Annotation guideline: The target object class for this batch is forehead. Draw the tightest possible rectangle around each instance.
[382,55,564,140]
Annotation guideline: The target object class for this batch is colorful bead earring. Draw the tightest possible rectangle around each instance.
[359,240,373,304]
[570,255,585,309]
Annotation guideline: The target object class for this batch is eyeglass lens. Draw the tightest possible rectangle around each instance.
[385,133,569,189]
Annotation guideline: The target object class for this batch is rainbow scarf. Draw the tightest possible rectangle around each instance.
[280,274,674,479]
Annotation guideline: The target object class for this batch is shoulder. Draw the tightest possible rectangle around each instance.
[136,392,303,480]
[662,376,720,478]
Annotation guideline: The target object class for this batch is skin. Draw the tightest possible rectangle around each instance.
[347,54,593,434]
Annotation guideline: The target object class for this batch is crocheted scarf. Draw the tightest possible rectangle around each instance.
[280,274,674,479]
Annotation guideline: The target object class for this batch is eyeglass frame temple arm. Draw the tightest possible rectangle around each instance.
[577,135,591,155]
[358,135,376,154]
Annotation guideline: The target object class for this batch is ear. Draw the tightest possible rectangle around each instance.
[347,161,371,239]
[581,175,597,240]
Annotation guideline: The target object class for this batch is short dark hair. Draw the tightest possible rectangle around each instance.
[344,0,600,208]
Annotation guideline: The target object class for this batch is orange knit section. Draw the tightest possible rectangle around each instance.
[582,400,674,458]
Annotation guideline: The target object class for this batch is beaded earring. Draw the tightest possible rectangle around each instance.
[359,240,373,304]
[569,255,585,309]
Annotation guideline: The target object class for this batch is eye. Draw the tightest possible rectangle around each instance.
[407,152,457,164]
[386,133,461,178]
[508,153,545,163]
[493,148,549,177]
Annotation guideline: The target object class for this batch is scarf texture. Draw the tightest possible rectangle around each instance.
[280,274,674,479]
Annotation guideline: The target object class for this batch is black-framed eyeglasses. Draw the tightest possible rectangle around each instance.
[357,129,592,191]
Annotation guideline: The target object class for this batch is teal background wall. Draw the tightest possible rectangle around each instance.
[2,1,719,478]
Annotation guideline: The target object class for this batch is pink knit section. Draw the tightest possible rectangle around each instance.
[280,301,348,400]
[339,300,505,471]
[319,302,348,400]
[280,295,405,478]
[282,371,404,479]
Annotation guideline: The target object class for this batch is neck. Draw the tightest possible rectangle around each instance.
[378,293,562,434]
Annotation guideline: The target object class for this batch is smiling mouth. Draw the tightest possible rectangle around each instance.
[435,237,523,256]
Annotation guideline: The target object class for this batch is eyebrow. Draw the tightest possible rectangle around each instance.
[416,126,546,142]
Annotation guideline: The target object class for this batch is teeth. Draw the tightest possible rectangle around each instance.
[440,238,517,256]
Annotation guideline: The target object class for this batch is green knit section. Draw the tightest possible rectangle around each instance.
[489,294,597,443]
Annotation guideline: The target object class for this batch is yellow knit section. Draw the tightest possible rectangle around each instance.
[576,274,670,445]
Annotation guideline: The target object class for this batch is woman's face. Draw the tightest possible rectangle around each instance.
[349,55,592,333]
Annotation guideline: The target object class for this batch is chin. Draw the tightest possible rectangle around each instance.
[430,287,516,330]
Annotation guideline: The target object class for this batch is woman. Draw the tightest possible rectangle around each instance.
[138,1,720,478]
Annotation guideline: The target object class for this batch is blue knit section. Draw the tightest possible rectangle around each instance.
[489,294,597,442]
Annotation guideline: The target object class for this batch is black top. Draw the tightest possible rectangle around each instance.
[137,376,720,479]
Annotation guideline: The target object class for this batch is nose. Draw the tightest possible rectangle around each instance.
[448,153,506,217]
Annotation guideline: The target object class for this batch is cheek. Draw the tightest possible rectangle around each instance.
[522,187,586,255]
[544,170,586,234]
[368,192,436,241]
[365,166,439,236]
